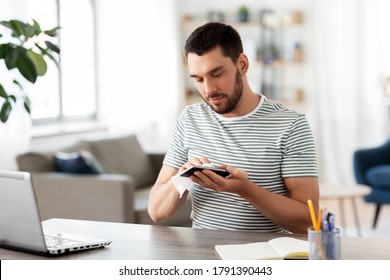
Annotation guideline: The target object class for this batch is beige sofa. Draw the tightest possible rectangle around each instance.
[16,134,192,227]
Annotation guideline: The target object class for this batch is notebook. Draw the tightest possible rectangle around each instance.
[0,170,112,255]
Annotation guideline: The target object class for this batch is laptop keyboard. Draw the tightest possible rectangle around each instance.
[45,235,85,248]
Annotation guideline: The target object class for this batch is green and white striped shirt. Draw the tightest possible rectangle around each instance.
[164,95,318,232]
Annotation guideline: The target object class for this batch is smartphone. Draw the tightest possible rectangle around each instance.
[179,165,230,178]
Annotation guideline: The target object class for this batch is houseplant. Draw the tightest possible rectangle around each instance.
[0,19,60,123]
[238,6,249,22]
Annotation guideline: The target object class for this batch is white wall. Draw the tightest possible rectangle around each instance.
[95,0,181,151]
[0,0,31,170]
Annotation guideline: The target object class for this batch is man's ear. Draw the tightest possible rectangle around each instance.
[238,53,249,74]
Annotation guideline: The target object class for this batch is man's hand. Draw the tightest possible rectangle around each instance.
[190,165,249,194]
[179,157,211,173]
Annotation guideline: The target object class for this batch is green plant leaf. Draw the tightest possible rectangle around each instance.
[35,43,59,67]
[0,44,8,59]
[4,45,26,70]
[8,95,16,103]
[44,26,61,37]
[13,79,23,90]
[23,96,31,114]
[0,100,12,123]
[9,20,28,38]
[26,49,47,76]
[45,40,60,54]
[0,84,8,98]
[15,51,37,83]
[24,21,36,39]
[0,20,13,30]
[32,19,42,36]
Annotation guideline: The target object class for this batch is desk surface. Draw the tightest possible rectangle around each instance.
[1,219,390,260]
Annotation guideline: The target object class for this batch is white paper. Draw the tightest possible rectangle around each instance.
[172,163,215,198]
[171,173,194,198]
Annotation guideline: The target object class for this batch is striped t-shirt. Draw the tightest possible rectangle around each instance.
[164,95,318,232]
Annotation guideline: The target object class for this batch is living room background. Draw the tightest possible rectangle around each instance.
[1,0,390,187]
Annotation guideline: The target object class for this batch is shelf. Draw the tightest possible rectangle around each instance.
[181,10,306,106]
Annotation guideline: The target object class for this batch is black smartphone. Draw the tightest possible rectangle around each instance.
[179,165,230,178]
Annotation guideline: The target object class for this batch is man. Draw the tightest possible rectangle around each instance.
[148,22,319,234]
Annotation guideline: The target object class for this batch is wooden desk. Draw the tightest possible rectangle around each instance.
[320,184,371,236]
[1,218,390,260]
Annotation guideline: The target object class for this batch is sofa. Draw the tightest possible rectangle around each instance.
[16,134,192,227]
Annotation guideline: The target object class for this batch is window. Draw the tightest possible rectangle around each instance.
[26,0,97,123]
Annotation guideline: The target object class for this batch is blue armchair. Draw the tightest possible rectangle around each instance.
[353,139,390,228]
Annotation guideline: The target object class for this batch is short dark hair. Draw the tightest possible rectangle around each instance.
[184,22,243,63]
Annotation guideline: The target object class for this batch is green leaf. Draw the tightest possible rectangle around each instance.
[13,79,23,90]
[44,26,61,37]
[15,51,37,83]
[0,44,8,59]
[0,20,13,30]
[45,40,60,54]
[35,43,59,67]
[0,84,8,98]
[24,96,31,114]
[8,95,16,103]
[4,45,26,70]
[0,100,12,123]
[24,21,36,39]
[26,49,47,76]
[9,20,28,38]
[32,19,42,36]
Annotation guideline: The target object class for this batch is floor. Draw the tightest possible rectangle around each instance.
[320,196,390,238]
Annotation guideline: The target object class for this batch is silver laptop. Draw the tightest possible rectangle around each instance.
[0,170,112,255]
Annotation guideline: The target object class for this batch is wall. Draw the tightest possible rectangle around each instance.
[177,0,315,118]
[95,0,181,149]
[0,0,31,170]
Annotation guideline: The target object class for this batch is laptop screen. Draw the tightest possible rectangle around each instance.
[0,170,48,254]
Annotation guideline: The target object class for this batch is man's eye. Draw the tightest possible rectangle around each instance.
[195,78,203,83]
[212,72,222,77]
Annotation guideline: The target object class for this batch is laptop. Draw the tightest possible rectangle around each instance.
[0,170,112,255]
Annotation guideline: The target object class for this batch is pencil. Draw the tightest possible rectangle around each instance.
[307,199,319,231]
[316,208,322,231]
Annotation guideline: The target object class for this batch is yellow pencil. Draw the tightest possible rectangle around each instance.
[307,199,319,231]
[316,208,322,231]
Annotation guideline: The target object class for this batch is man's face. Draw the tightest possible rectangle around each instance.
[187,47,243,115]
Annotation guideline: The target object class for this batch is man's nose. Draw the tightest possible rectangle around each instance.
[204,79,217,95]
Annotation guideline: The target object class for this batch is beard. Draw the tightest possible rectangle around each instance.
[203,70,243,115]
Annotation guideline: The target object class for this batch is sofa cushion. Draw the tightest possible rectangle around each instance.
[88,135,155,188]
[16,141,94,173]
[16,152,56,172]
[55,150,107,174]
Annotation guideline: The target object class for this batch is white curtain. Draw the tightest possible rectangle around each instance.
[311,0,390,184]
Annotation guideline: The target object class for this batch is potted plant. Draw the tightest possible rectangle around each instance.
[238,6,249,22]
[0,19,60,123]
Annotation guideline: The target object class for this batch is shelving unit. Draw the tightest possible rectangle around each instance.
[180,9,306,106]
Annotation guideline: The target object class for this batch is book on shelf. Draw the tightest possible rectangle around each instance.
[215,237,309,260]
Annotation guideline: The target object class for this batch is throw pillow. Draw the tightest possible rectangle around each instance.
[55,150,106,174]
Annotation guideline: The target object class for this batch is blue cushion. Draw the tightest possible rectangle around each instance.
[55,150,106,174]
[366,165,390,188]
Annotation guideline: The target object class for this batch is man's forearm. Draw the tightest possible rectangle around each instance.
[148,180,188,222]
[238,181,314,234]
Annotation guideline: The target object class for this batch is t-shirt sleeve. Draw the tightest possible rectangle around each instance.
[163,109,189,169]
[281,114,318,178]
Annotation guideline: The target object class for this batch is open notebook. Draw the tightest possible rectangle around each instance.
[0,170,112,255]
[215,237,309,260]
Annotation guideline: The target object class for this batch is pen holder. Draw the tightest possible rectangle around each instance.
[308,227,341,260]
